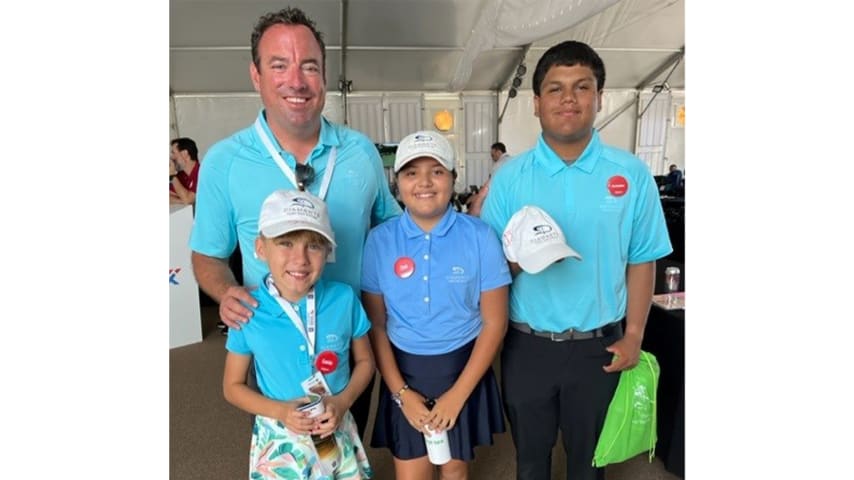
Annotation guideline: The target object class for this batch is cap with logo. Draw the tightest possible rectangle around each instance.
[394,130,455,173]
[502,205,581,274]
[258,189,337,247]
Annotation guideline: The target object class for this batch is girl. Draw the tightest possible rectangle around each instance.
[361,131,511,479]
[223,189,375,479]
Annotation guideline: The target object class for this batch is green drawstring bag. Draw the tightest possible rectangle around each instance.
[592,350,660,467]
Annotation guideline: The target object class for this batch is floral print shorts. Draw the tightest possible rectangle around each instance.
[248,410,373,479]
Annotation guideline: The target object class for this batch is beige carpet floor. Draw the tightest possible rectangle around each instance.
[170,306,682,479]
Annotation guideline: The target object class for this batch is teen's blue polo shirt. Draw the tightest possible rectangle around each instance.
[481,130,672,333]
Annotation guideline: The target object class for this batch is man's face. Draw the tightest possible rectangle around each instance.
[250,24,326,136]
[490,148,501,162]
[170,143,184,169]
[533,64,602,149]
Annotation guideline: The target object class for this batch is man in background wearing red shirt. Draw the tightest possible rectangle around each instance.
[170,137,200,205]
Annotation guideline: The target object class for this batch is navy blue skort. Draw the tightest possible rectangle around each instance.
[370,339,506,461]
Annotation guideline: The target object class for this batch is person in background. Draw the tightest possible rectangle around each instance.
[480,40,672,480]
[362,131,510,480]
[223,189,374,479]
[662,163,683,195]
[190,6,401,438]
[465,142,512,217]
[489,142,510,176]
[169,137,200,205]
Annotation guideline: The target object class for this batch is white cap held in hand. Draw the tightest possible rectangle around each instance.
[502,205,581,273]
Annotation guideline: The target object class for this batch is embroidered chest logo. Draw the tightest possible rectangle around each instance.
[446,265,467,284]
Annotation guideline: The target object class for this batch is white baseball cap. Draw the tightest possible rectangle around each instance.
[394,130,455,173]
[258,189,337,247]
[502,206,581,274]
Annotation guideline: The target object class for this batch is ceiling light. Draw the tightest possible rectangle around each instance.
[433,109,453,131]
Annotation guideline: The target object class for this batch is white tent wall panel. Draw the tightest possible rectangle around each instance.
[173,94,262,162]
[636,90,671,175]
[495,91,543,159]
[385,95,424,144]
[463,94,498,189]
[597,89,641,153]
[345,96,385,144]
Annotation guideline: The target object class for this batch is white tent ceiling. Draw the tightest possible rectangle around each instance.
[170,0,684,95]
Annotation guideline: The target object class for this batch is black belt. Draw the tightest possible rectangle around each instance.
[509,321,622,342]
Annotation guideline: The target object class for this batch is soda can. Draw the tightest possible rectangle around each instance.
[664,266,680,292]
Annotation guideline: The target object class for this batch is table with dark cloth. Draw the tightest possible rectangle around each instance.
[641,258,685,478]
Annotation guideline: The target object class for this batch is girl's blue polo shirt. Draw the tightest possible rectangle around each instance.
[361,207,511,355]
[225,277,371,401]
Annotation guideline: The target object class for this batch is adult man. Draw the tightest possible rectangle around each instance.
[465,142,511,217]
[481,40,672,480]
[189,7,402,437]
[663,163,683,195]
[489,142,511,176]
[169,137,200,205]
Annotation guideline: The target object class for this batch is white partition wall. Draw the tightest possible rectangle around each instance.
[169,204,202,349]
[385,94,423,143]
[346,95,385,142]
[462,94,498,189]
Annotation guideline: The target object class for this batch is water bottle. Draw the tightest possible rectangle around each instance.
[423,399,451,465]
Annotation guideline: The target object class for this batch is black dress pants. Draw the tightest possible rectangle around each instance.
[501,327,621,480]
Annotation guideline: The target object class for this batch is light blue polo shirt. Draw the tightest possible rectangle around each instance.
[361,206,511,355]
[225,277,371,401]
[481,130,672,333]
[190,109,402,291]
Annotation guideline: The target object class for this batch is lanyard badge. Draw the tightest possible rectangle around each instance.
[267,276,340,380]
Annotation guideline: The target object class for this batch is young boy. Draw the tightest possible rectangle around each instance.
[361,131,511,480]
[222,189,375,479]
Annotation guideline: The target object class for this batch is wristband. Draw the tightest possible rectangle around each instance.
[392,384,409,408]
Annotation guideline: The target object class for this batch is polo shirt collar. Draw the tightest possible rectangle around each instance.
[535,129,603,175]
[254,109,340,161]
[400,205,457,238]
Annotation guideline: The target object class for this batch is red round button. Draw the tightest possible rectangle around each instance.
[607,175,629,197]
[394,257,415,279]
[315,351,339,374]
